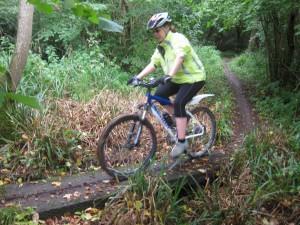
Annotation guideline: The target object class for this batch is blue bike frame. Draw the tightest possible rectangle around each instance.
[139,92,177,143]
[134,79,205,147]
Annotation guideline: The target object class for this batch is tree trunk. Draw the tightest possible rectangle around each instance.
[261,9,299,88]
[9,0,34,91]
[120,0,131,48]
[247,30,259,51]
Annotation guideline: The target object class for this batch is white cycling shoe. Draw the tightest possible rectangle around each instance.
[170,140,188,158]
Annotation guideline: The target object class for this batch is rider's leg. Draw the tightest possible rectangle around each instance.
[175,117,187,140]
[154,81,179,115]
[171,81,205,157]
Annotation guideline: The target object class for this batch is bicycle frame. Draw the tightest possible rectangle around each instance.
[137,90,205,144]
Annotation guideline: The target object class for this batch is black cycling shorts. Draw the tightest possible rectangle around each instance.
[154,80,205,117]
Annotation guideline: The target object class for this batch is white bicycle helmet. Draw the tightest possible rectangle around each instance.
[147,12,172,30]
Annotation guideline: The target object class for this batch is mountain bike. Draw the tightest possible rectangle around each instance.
[97,77,216,180]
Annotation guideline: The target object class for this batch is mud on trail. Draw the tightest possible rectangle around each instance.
[222,58,257,150]
[0,59,257,219]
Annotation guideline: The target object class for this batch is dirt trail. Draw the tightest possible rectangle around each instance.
[223,58,256,148]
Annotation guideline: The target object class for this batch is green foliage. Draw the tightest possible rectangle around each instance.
[245,130,300,205]
[198,0,300,32]
[33,12,85,57]
[230,51,266,82]
[0,206,36,225]
[189,182,253,224]
[230,51,300,151]
[28,0,123,30]
[197,46,234,143]
[0,0,18,38]
[19,46,130,101]
[0,92,41,109]
[230,52,300,221]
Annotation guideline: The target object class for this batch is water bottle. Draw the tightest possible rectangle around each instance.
[162,112,174,127]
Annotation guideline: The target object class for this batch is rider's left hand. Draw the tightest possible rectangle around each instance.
[127,75,141,86]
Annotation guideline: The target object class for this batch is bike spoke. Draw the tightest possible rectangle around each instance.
[98,115,156,178]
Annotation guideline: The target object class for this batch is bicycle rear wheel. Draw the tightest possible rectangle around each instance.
[97,114,157,180]
[186,106,216,158]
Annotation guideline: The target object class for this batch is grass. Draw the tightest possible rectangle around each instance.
[0,206,36,225]
[100,173,187,224]
[228,50,300,223]
[230,51,300,152]
[196,46,234,143]
[20,47,131,101]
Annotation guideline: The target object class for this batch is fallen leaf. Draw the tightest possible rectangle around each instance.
[198,169,206,173]
[73,191,81,198]
[22,134,29,140]
[1,169,9,173]
[85,207,99,215]
[52,181,61,187]
[63,193,72,201]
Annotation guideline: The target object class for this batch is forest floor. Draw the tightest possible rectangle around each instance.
[0,59,258,221]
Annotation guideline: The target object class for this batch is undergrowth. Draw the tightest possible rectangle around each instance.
[230,51,300,151]
[197,46,234,143]
[0,45,232,183]
[0,206,36,225]
[0,91,143,183]
[20,46,131,101]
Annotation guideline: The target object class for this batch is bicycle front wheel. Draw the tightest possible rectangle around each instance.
[97,114,157,180]
[186,106,216,158]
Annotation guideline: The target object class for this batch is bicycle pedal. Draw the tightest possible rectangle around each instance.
[187,149,209,159]
[168,154,189,170]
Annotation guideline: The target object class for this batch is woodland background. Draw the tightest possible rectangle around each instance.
[0,0,299,224]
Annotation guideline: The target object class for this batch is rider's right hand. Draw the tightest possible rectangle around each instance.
[127,75,141,86]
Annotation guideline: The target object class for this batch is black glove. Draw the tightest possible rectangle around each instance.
[160,75,172,84]
[127,75,141,86]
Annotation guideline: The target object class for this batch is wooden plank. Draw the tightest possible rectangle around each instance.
[0,152,226,219]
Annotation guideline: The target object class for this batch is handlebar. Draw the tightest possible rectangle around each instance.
[130,77,163,89]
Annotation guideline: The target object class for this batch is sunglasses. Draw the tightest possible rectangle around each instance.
[153,28,161,33]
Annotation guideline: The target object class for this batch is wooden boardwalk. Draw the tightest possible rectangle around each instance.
[0,152,225,219]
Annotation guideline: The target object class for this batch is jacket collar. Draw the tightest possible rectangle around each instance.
[159,31,173,47]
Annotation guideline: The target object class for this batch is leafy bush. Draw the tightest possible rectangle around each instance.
[230,51,266,82]
[20,46,130,101]
[0,0,18,39]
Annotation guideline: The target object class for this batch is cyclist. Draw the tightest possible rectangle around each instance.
[128,12,206,158]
